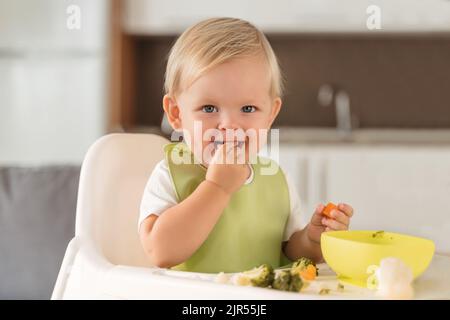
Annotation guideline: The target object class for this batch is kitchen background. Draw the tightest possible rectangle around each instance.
[0,0,449,299]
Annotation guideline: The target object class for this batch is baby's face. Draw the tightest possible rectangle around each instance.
[165,55,281,165]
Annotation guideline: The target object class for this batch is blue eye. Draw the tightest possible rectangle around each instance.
[241,105,256,113]
[202,105,217,113]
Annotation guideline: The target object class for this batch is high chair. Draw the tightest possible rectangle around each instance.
[52,133,302,299]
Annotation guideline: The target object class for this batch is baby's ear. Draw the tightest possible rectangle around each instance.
[163,94,182,130]
[268,97,282,127]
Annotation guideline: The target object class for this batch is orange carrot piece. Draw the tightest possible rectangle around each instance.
[322,202,337,219]
[300,265,317,281]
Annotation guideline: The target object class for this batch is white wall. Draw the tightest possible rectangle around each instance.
[0,0,109,165]
[124,0,450,34]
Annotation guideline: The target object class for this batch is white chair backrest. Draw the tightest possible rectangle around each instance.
[75,133,169,267]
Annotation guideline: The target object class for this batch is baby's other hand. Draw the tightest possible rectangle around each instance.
[307,203,354,244]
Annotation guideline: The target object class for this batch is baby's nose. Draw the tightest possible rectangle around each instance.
[217,120,241,131]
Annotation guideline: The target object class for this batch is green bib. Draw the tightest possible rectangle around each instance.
[164,142,291,273]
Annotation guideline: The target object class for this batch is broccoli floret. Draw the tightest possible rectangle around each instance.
[231,260,315,292]
[235,264,274,288]
[272,270,291,291]
[291,257,318,276]
[288,273,304,292]
[272,269,304,292]
[292,257,315,270]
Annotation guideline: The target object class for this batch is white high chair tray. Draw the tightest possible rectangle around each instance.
[55,236,450,299]
[151,254,450,300]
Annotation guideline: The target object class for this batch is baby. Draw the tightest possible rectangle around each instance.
[138,17,354,273]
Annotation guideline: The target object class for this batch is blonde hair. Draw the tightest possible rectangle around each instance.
[164,17,284,98]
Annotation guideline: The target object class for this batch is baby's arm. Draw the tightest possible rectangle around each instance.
[139,142,249,268]
[140,180,231,268]
[283,229,324,264]
[283,204,325,263]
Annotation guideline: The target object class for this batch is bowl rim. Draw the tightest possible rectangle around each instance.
[321,230,435,249]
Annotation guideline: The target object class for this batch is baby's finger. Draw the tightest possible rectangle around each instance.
[234,145,246,164]
[322,217,348,231]
[330,209,350,226]
[338,203,354,217]
[311,204,326,226]
[225,141,236,153]
[315,203,325,214]
[217,142,236,164]
[212,143,226,164]
[227,142,243,164]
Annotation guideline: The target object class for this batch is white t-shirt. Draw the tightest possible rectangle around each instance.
[138,159,303,241]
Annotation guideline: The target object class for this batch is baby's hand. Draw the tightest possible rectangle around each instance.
[205,141,249,195]
[307,203,354,244]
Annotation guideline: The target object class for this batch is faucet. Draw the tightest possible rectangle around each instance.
[318,84,354,139]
